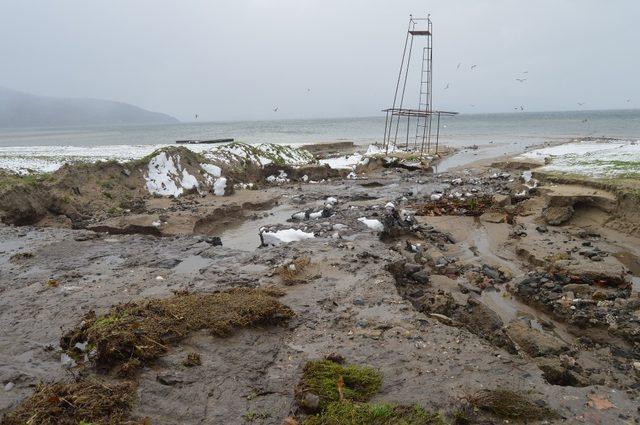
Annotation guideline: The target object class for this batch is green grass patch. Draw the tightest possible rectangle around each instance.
[297,360,382,410]
[303,401,445,425]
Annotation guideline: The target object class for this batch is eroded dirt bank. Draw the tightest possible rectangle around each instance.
[1,145,639,424]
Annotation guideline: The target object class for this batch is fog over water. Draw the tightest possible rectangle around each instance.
[1,1,639,122]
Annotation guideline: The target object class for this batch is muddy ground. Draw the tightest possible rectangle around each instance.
[1,146,639,424]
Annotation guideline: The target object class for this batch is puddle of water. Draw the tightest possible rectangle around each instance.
[173,255,215,276]
[219,204,300,251]
[613,251,640,292]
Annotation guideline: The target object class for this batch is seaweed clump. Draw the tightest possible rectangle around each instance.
[0,379,140,425]
[61,288,294,373]
[468,389,558,421]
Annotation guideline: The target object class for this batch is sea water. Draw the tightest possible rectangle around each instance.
[1,109,639,173]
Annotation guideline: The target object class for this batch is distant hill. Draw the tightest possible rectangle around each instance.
[0,86,179,128]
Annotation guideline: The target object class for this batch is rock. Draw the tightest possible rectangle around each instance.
[412,270,430,284]
[480,211,506,223]
[505,321,568,357]
[543,206,574,226]
[4,382,14,391]
[301,392,320,411]
[481,264,502,281]
[152,258,182,269]
[562,284,595,297]
[404,263,421,274]
[492,194,511,207]
[535,357,588,387]
[353,298,365,306]
[203,236,222,246]
[536,225,548,233]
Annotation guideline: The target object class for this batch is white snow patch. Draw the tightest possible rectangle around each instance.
[261,229,315,246]
[145,152,183,197]
[357,217,384,231]
[517,139,640,178]
[201,163,222,177]
[213,177,227,196]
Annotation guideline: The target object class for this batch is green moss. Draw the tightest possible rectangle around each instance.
[298,360,382,410]
[242,410,271,422]
[303,401,445,425]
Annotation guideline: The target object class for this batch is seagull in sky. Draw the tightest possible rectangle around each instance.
[457,62,462,70]
[273,107,279,112]
[577,102,585,106]
[515,78,527,82]
[470,64,477,70]
[444,83,450,89]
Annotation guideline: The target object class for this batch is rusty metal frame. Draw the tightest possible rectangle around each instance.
[381,15,458,156]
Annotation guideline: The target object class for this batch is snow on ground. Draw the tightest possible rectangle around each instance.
[0,142,315,175]
[145,152,192,197]
[319,144,403,170]
[517,139,640,178]
[357,217,384,231]
[260,228,315,246]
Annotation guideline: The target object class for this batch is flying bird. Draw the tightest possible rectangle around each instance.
[577,102,585,106]
[444,83,450,90]
[627,98,631,103]
[523,71,529,74]
[273,107,279,112]
[194,114,199,120]
[515,78,527,82]
[582,118,588,123]
[307,88,311,93]
[520,106,524,111]
[470,64,477,70]
[457,63,462,70]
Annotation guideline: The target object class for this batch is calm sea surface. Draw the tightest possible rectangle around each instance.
[0,109,639,172]
[1,109,639,148]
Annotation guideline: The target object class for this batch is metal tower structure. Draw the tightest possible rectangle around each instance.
[382,15,457,155]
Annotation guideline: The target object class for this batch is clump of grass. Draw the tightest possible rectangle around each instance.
[183,352,202,367]
[60,288,294,373]
[0,379,139,425]
[303,401,445,425]
[9,252,34,263]
[276,257,311,284]
[468,389,558,421]
[297,360,382,411]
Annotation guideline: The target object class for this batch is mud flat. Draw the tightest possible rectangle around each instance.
[1,140,639,424]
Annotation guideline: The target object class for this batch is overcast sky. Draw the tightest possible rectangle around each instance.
[1,0,638,121]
